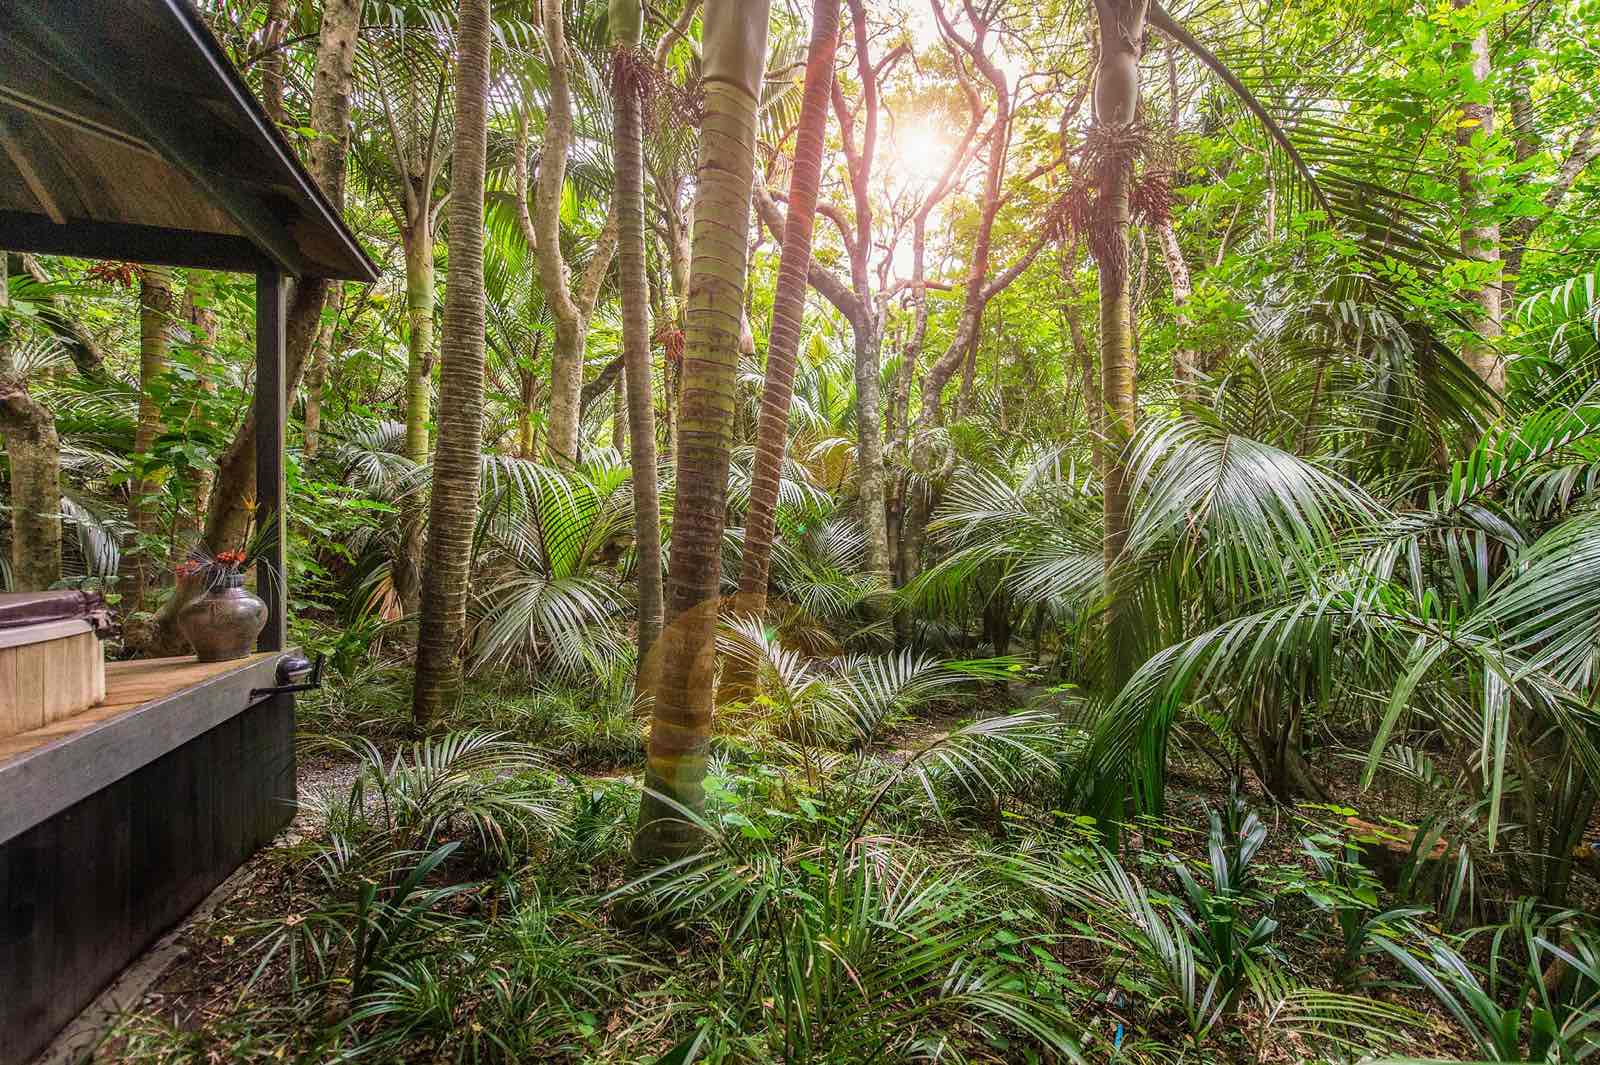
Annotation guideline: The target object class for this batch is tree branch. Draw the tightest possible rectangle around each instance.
[754,183,866,322]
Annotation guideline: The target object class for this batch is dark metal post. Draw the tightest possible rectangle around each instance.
[254,270,288,651]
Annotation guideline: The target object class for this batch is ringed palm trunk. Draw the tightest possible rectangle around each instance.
[635,0,771,863]
[411,0,491,726]
[611,0,665,681]
[1091,0,1148,693]
[738,0,840,617]
[0,253,63,591]
[128,265,174,614]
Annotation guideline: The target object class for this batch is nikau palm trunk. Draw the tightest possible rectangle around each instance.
[611,0,665,676]
[1091,0,1149,691]
[403,221,435,464]
[411,0,491,725]
[635,0,771,863]
[737,0,840,617]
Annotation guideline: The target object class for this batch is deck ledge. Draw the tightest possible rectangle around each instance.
[0,651,292,846]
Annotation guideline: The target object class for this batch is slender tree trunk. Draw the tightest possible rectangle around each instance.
[612,374,627,452]
[182,276,218,545]
[636,0,771,864]
[1501,100,1600,307]
[1453,0,1504,395]
[1091,0,1148,693]
[853,314,891,588]
[259,0,289,124]
[738,0,840,616]
[411,0,491,725]
[1158,33,1197,399]
[534,0,581,464]
[393,217,434,619]
[0,254,62,591]
[516,358,538,458]
[956,330,978,415]
[128,265,174,613]
[900,9,1053,601]
[530,0,621,465]
[546,331,585,464]
[1155,219,1196,395]
[914,10,1012,428]
[403,218,435,463]
[303,287,340,459]
[1060,235,1102,470]
[611,1,665,678]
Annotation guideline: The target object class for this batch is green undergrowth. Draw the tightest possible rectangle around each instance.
[100,656,1600,1064]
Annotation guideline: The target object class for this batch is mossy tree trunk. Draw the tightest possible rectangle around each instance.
[393,214,434,620]
[0,253,62,591]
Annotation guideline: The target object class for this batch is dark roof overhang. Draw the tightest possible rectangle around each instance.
[0,0,379,282]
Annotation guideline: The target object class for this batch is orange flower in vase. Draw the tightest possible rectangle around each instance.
[174,546,268,663]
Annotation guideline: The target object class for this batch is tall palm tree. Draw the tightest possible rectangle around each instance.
[635,0,772,863]
[609,0,664,677]
[1088,0,1148,692]
[411,0,492,725]
[737,0,840,618]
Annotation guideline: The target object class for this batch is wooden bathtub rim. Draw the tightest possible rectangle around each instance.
[0,651,287,846]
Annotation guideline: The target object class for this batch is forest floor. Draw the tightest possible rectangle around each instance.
[59,668,1579,1064]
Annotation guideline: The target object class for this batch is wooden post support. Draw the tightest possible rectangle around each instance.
[254,270,287,652]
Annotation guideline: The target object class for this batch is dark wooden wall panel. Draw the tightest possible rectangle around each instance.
[0,693,294,1063]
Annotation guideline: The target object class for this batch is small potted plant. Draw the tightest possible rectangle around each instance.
[175,547,269,662]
